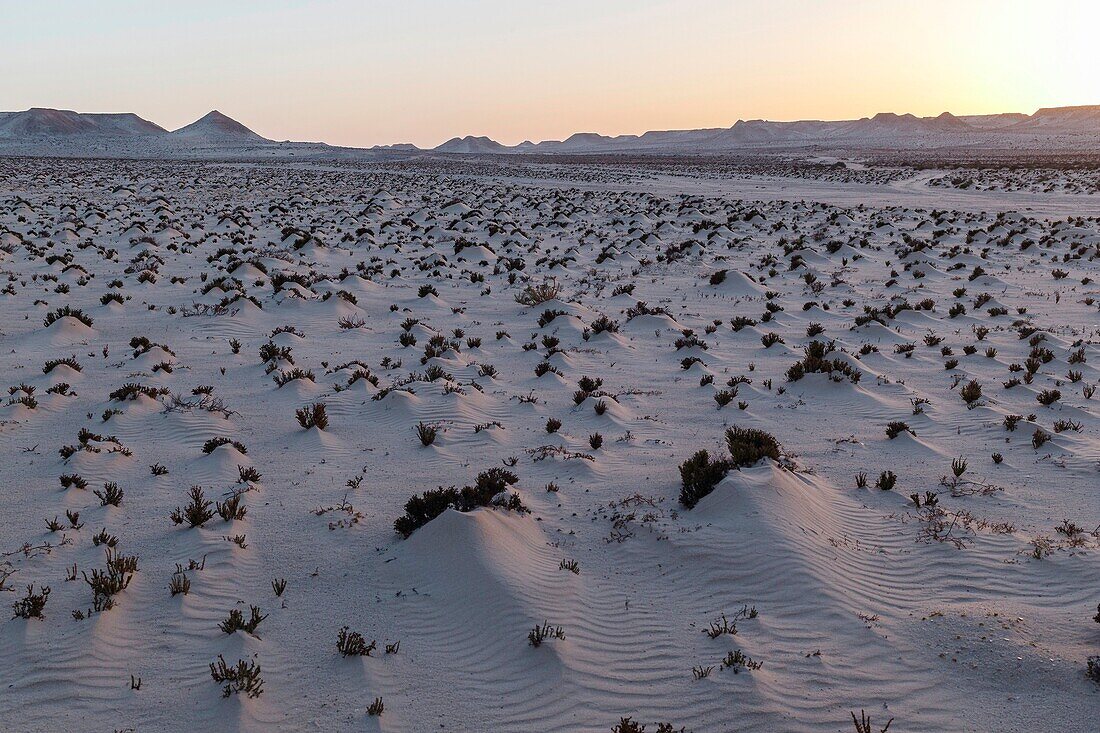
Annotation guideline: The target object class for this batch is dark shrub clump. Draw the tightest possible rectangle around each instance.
[394,468,523,537]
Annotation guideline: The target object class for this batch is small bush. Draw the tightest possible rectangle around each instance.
[171,486,215,528]
[1036,389,1061,406]
[296,402,328,430]
[209,656,264,698]
[11,585,50,619]
[679,450,730,509]
[960,379,982,404]
[885,421,912,439]
[416,422,437,446]
[43,306,93,328]
[394,468,522,537]
[220,606,267,636]
[725,426,781,467]
[337,626,377,657]
[515,280,561,306]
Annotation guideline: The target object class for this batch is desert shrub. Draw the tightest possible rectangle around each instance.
[169,573,191,596]
[1032,428,1051,449]
[94,482,124,507]
[960,379,982,403]
[296,402,328,430]
[726,426,781,467]
[171,486,215,528]
[537,308,566,327]
[415,422,437,446]
[43,305,93,328]
[337,626,376,656]
[59,474,88,490]
[714,389,736,407]
[589,314,620,334]
[1036,389,1061,406]
[394,468,522,537]
[589,433,604,450]
[515,280,561,305]
[43,356,81,374]
[545,417,562,433]
[11,585,50,619]
[237,465,261,484]
[885,421,912,439]
[273,368,314,387]
[785,341,860,384]
[679,450,730,509]
[730,316,757,332]
[876,471,897,491]
[216,493,247,521]
[220,606,267,636]
[210,656,264,698]
[527,621,565,647]
[202,436,247,454]
[109,383,166,401]
[258,340,293,364]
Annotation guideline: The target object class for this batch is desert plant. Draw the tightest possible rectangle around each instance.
[415,422,437,446]
[884,421,912,439]
[959,379,982,404]
[171,486,215,528]
[216,493,247,522]
[394,468,522,537]
[209,656,264,698]
[336,626,376,656]
[726,426,781,467]
[94,482,123,507]
[220,605,267,636]
[1036,389,1061,406]
[11,585,50,619]
[527,621,565,647]
[679,450,729,509]
[43,305,93,328]
[851,710,893,733]
[295,402,328,430]
[515,280,562,306]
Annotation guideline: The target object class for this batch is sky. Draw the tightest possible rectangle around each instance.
[4,0,1098,148]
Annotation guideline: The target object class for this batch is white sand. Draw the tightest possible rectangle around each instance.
[0,157,1097,732]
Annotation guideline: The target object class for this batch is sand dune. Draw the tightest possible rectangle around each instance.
[0,155,1097,733]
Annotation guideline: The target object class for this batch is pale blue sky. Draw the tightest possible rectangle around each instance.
[4,1,1097,146]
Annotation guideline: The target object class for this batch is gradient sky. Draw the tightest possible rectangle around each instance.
[5,0,1098,147]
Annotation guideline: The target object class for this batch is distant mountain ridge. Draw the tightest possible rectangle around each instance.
[427,106,1100,154]
[0,108,167,138]
[2,104,1100,157]
[0,108,268,145]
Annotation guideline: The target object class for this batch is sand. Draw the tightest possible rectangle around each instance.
[0,156,1097,732]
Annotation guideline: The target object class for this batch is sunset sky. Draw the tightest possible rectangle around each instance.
[6,0,1097,147]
